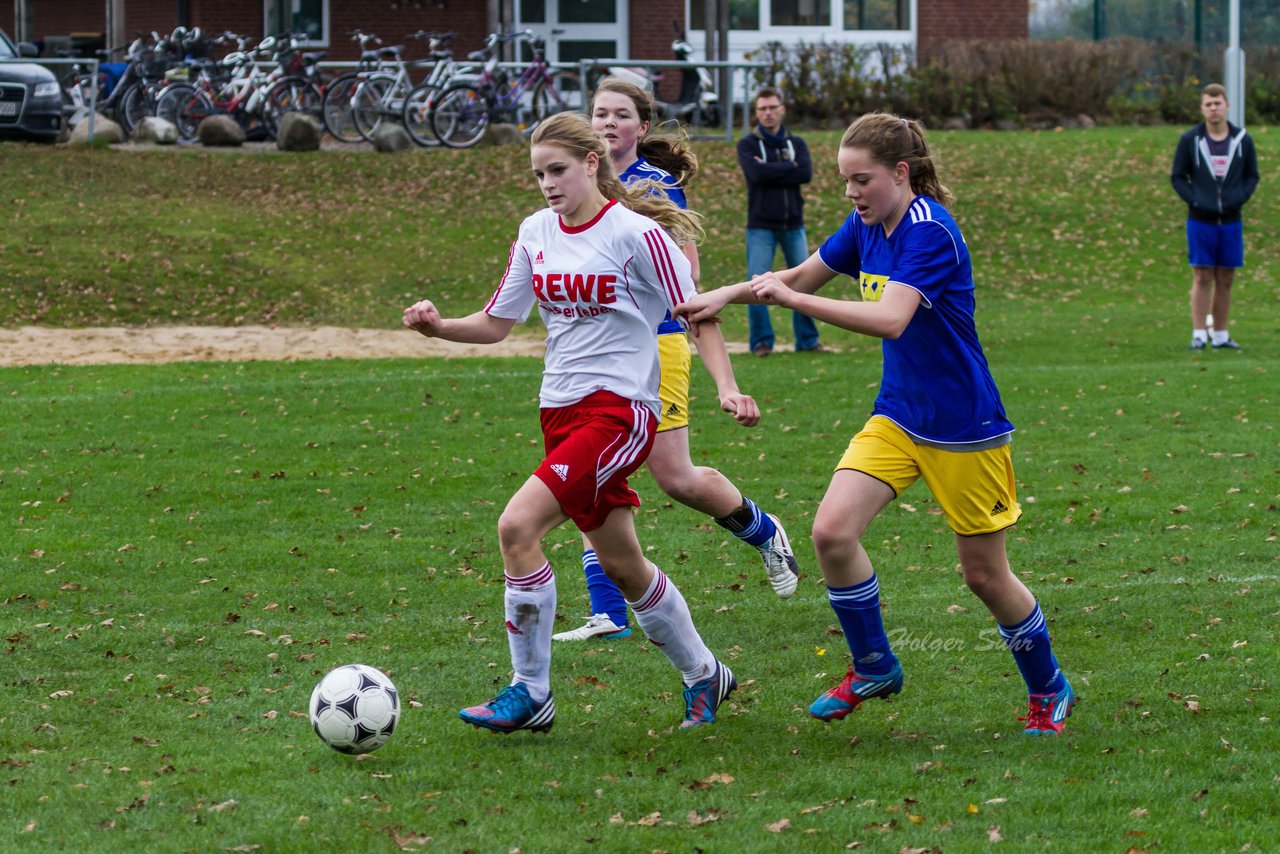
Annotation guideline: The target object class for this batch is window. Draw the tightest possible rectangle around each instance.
[521,0,547,23]
[265,0,328,44]
[844,0,908,30]
[772,0,830,26]
[690,0,761,31]
[559,0,615,24]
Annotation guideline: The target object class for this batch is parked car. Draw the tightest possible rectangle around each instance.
[0,28,63,141]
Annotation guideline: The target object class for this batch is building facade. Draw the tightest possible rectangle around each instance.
[8,1,1026,66]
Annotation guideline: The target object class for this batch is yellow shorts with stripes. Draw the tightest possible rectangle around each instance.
[656,332,691,432]
[836,415,1021,536]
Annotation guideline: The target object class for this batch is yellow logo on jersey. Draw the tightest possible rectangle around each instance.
[860,273,890,303]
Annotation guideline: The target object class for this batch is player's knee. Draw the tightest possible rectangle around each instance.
[811,516,858,561]
[496,509,536,556]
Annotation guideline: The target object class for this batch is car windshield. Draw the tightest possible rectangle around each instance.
[0,33,19,59]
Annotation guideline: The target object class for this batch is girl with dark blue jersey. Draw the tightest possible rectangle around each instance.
[678,112,1074,735]
[551,79,801,645]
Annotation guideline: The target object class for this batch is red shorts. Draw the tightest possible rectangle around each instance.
[536,390,657,532]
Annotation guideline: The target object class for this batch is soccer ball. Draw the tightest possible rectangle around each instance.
[309,664,400,754]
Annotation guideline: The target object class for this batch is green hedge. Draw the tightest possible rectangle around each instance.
[747,38,1280,128]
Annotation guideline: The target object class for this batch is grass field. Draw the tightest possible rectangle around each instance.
[2,128,1278,852]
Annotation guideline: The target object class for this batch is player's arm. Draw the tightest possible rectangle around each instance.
[675,250,834,324]
[688,320,760,427]
[402,301,517,344]
[753,277,921,340]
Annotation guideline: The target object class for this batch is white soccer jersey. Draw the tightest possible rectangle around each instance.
[485,200,694,416]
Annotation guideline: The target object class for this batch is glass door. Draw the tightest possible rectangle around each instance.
[518,0,627,63]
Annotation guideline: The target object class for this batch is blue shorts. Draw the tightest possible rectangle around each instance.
[1187,219,1244,268]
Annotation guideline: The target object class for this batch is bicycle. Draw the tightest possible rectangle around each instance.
[399,32,477,147]
[155,33,290,141]
[429,29,583,150]
[319,30,385,143]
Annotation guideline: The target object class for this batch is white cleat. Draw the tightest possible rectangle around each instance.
[759,514,799,598]
[551,613,632,642]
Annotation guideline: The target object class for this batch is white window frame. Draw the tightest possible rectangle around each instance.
[690,0,916,64]
[518,0,629,63]
[264,0,330,48]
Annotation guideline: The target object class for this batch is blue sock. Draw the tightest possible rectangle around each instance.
[582,549,628,629]
[828,574,897,677]
[998,602,1065,695]
[714,497,777,548]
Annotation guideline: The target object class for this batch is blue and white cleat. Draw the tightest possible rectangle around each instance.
[1020,679,1076,735]
[459,682,555,734]
[808,662,904,721]
[680,661,737,729]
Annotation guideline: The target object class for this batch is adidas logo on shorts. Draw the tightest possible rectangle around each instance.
[665,403,681,417]
[990,499,1009,516]
[550,463,569,481]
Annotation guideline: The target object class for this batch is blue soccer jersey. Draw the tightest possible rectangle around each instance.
[620,156,687,335]
[818,196,1013,445]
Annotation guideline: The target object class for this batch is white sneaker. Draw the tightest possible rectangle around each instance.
[758,514,799,598]
[551,613,632,642]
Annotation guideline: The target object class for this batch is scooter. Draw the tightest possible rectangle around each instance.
[607,24,719,128]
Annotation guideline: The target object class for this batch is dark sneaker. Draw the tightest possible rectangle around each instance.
[679,661,737,729]
[1019,679,1076,735]
[1189,338,1208,351]
[808,662,904,721]
[1212,338,1241,350]
[459,683,555,734]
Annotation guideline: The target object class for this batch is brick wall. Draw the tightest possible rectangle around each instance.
[10,0,491,62]
[918,0,1028,60]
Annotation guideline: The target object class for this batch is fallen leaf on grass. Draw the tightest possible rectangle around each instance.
[764,818,791,833]
[687,809,723,826]
[988,824,1004,842]
[208,799,238,813]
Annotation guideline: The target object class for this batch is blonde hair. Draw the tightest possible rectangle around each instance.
[840,113,954,207]
[591,77,699,188]
[531,111,703,245]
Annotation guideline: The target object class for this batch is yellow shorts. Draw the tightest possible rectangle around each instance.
[836,416,1021,536]
[656,332,691,433]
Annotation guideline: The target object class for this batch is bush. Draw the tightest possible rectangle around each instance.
[747,37,1280,129]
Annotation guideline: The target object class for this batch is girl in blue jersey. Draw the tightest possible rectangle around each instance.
[678,112,1074,735]
[551,79,800,644]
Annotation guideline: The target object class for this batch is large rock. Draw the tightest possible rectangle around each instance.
[276,112,323,151]
[132,116,178,145]
[68,114,124,145]
[478,123,525,147]
[371,123,412,152]
[198,114,246,147]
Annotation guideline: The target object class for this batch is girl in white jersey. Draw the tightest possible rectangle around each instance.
[404,112,738,733]
[552,79,800,644]
[678,113,1074,736]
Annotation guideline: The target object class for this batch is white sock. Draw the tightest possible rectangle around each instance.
[504,562,556,703]
[1191,329,1209,343]
[628,564,716,686]
[1210,329,1230,346]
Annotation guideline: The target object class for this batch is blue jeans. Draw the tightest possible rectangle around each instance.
[745,226,820,351]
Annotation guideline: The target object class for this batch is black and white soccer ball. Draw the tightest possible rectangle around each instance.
[309,664,400,754]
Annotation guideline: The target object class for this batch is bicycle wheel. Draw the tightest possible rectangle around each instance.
[263,76,323,139]
[401,82,444,147]
[350,74,395,142]
[156,84,210,141]
[429,83,489,149]
[530,70,584,123]
[321,72,363,143]
[120,81,159,133]
[111,82,144,133]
